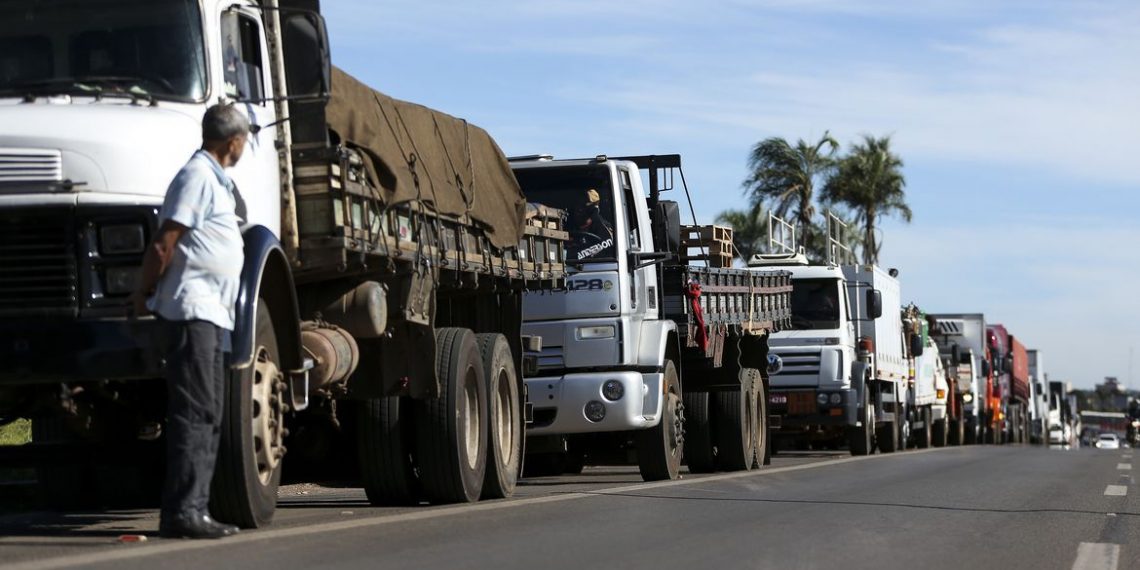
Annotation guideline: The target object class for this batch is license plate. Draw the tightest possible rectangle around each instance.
[768,394,787,405]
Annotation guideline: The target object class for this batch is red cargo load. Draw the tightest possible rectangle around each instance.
[1008,335,1030,402]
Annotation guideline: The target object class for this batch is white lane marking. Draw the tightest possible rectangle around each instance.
[1071,542,1120,570]
[4,448,944,570]
[1104,485,1128,496]
[1123,454,1133,460]
[1117,464,1132,470]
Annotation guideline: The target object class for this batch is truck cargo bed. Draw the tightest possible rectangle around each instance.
[662,265,792,351]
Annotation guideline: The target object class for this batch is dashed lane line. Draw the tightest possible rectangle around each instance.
[1071,542,1120,570]
[1118,464,1132,471]
[3,448,943,570]
[1104,485,1128,496]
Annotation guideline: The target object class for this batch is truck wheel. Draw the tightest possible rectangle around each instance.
[712,368,760,472]
[212,299,284,528]
[751,378,769,470]
[476,333,521,499]
[848,391,873,456]
[682,391,716,473]
[358,396,421,505]
[964,418,978,445]
[915,407,932,449]
[416,328,488,503]
[948,418,963,446]
[637,361,683,481]
[932,417,947,447]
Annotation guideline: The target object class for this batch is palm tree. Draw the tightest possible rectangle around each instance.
[742,132,839,255]
[820,135,911,265]
[715,208,769,264]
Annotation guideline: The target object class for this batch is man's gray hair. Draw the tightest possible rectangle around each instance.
[202,103,250,142]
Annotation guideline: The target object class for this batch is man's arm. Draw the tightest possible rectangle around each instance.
[129,219,189,316]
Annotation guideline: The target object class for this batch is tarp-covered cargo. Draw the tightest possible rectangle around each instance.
[325,67,525,249]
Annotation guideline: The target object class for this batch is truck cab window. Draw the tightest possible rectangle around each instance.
[789,278,841,330]
[221,12,265,102]
[515,165,618,264]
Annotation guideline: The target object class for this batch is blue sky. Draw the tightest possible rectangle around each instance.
[323,0,1140,389]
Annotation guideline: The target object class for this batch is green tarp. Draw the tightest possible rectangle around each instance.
[325,67,526,249]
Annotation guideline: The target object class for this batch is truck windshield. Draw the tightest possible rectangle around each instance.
[789,278,841,330]
[0,0,207,102]
[515,165,618,265]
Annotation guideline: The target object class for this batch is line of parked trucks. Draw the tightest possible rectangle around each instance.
[0,0,1060,530]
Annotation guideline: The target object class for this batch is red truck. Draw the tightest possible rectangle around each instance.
[987,324,1030,443]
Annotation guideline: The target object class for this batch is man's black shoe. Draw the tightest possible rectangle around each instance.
[201,515,240,537]
[159,515,232,539]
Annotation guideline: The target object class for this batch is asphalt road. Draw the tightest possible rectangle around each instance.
[0,444,1134,570]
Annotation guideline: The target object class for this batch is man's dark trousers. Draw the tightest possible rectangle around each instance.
[161,319,227,522]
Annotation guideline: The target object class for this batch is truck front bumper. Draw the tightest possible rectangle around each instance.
[768,387,858,428]
[526,371,664,436]
[0,318,165,384]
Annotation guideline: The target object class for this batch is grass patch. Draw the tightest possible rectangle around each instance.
[0,419,30,446]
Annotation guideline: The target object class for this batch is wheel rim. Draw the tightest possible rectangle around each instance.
[744,390,755,451]
[463,366,481,471]
[493,369,514,463]
[668,393,684,457]
[250,346,285,485]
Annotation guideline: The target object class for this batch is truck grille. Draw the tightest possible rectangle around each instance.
[0,212,78,315]
[774,352,822,376]
[0,148,63,183]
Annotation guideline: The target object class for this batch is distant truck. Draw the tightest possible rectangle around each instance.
[1028,349,1049,444]
[929,314,988,444]
[510,154,792,480]
[0,0,569,526]
[901,306,957,447]
[988,325,1031,443]
[753,216,907,456]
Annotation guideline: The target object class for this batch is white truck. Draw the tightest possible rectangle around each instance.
[510,154,793,480]
[752,218,907,456]
[0,0,569,526]
[1028,349,1049,444]
[929,313,989,444]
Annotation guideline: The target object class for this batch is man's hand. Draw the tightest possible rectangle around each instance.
[129,290,151,318]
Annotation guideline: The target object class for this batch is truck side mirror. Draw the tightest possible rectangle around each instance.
[282,12,332,102]
[651,200,681,254]
[951,344,961,366]
[866,289,882,319]
[910,334,924,357]
[1003,355,1013,374]
[981,360,990,377]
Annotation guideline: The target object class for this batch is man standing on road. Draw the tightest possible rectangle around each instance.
[130,104,249,540]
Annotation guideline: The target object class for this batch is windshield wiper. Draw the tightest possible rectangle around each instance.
[3,76,156,105]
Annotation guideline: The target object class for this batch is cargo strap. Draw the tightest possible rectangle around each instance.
[686,280,709,352]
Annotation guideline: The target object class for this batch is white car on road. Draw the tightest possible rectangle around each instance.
[1094,433,1120,449]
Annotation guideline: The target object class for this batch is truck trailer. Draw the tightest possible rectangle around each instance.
[510,154,792,480]
[988,325,1031,444]
[0,0,568,527]
[1028,349,1049,444]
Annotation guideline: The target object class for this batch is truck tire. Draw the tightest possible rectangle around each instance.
[964,418,978,445]
[751,378,769,470]
[637,361,683,481]
[948,417,964,446]
[416,328,488,503]
[915,407,932,449]
[848,390,873,456]
[712,369,761,472]
[682,391,716,473]
[932,417,948,447]
[212,299,284,528]
[476,333,521,499]
[358,396,421,505]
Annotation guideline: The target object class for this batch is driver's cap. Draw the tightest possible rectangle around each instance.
[585,188,600,205]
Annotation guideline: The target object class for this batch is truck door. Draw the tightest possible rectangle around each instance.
[619,166,655,319]
[218,7,281,234]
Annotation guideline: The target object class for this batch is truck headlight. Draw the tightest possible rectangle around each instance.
[99,224,146,255]
[963,393,974,403]
[578,325,615,339]
[104,266,141,295]
[829,393,842,405]
[817,393,829,406]
[602,380,624,401]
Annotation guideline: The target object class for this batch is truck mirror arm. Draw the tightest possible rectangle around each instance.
[630,251,674,270]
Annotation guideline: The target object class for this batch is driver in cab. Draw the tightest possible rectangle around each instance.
[568,188,615,261]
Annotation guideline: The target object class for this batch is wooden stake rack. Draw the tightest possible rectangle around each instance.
[680,224,734,268]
